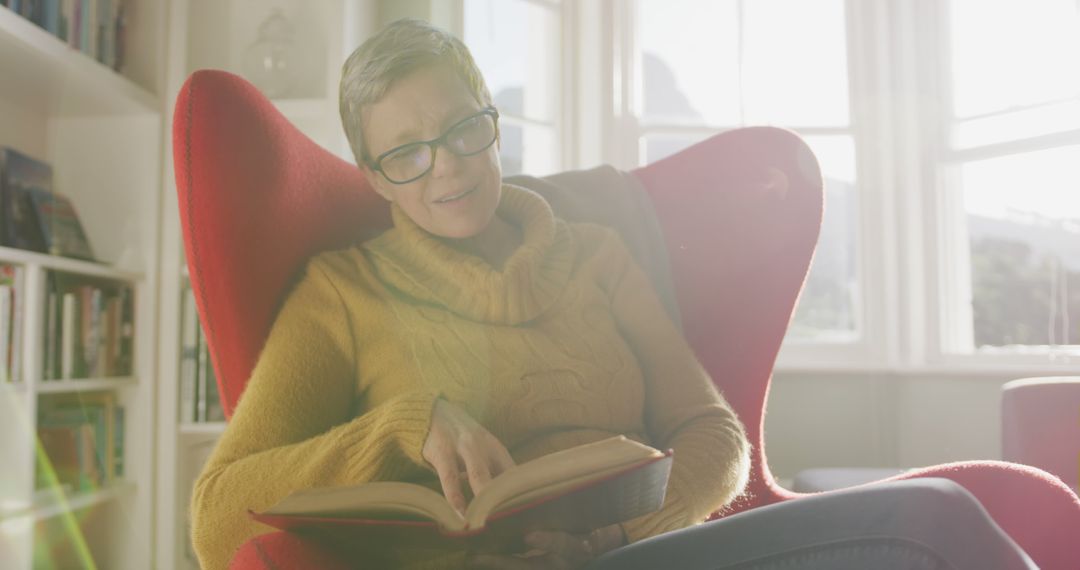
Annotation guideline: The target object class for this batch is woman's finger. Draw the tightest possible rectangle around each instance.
[432,454,468,516]
[489,437,517,475]
[465,456,493,496]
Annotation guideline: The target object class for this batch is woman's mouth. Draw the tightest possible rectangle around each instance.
[434,186,477,204]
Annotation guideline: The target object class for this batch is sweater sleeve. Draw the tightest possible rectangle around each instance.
[603,233,751,543]
[190,261,439,570]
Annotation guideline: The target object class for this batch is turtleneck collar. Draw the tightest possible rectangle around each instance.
[361,183,576,325]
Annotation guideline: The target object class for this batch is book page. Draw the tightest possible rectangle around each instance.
[265,481,466,531]
[464,436,663,529]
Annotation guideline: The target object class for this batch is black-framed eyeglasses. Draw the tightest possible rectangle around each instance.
[367,106,500,185]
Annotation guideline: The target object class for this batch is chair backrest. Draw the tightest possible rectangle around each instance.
[634,129,823,510]
[173,70,823,511]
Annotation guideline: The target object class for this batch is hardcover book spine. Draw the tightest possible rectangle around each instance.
[10,265,23,383]
[179,285,198,422]
[61,291,75,379]
[43,0,58,35]
[43,274,57,380]
[113,405,124,477]
[195,326,208,422]
[0,284,11,383]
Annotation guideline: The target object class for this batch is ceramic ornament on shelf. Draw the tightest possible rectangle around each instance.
[242,9,298,99]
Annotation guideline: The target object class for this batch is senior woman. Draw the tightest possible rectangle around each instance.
[191,18,1038,570]
[190,17,749,569]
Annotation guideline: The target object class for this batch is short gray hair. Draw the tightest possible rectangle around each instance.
[339,18,493,165]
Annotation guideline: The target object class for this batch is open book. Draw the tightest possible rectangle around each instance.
[250,436,672,551]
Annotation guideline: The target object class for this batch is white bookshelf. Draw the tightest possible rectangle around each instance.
[177,421,226,437]
[36,377,137,394]
[0,246,143,280]
[154,2,370,568]
[0,0,165,568]
[0,6,156,116]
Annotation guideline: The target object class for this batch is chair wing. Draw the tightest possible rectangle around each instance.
[173,69,387,417]
[633,128,824,508]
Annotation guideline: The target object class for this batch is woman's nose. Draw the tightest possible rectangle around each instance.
[429,143,464,179]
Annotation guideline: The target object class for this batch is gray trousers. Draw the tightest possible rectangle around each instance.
[587,478,1037,570]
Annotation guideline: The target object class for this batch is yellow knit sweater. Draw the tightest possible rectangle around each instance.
[191,184,750,569]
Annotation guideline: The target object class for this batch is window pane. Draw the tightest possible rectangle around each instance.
[788,135,858,341]
[638,0,742,125]
[499,123,558,177]
[741,0,849,127]
[637,0,849,127]
[962,147,1080,348]
[641,133,709,164]
[954,99,1080,149]
[464,0,559,122]
[950,0,1080,119]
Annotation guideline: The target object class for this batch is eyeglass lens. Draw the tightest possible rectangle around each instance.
[379,111,497,183]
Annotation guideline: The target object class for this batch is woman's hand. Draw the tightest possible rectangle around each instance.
[422,399,516,515]
[467,525,627,569]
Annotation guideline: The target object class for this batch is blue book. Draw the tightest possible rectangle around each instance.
[43,0,58,36]
[0,147,53,251]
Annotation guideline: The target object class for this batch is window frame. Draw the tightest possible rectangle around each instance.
[594,0,1080,373]
[918,0,1080,369]
[596,0,893,370]
[457,0,574,177]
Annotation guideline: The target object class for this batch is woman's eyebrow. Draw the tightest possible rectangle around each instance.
[382,104,478,151]
[386,126,422,148]
[441,104,477,127]
[411,106,478,139]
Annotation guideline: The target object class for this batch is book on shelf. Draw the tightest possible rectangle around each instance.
[36,391,125,492]
[0,146,52,253]
[44,272,134,380]
[2,0,127,70]
[26,188,95,261]
[43,272,58,380]
[178,283,198,421]
[0,263,25,383]
[251,436,673,553]
[112,404,124,477]
[179,281,224,423]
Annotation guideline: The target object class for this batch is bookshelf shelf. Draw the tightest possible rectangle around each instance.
[178,422,226,436]
[36,377,137,394]
[1,380,27,393]
[0,6,157,116]
[1,481,136,523]
[0,246,143,281]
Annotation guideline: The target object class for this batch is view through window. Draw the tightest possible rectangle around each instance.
[464,0,563,176]
[635,0,858,342]
[948,0,1080,351]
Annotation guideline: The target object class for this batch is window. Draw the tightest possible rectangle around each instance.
[940,0,1080,356]
[463,0,565,176]
[627,0,860,344]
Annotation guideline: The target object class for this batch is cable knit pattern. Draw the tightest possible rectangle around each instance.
[190,184,750,570]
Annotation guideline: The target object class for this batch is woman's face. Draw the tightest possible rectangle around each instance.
[360,65,502,240]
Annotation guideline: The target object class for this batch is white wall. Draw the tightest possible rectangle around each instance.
[764,369,1020,480]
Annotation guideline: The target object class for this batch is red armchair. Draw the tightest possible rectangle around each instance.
[174,70,1080,569]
